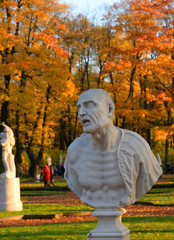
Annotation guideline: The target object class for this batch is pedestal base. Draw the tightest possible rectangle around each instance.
[0,178,23,211]
[87,209,130,240]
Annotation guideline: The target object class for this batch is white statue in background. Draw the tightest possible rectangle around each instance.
[0,122,16,179]
[47,156,52,166]
[65,89,162,210]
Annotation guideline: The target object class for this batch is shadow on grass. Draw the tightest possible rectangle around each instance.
[0,216,173,240]
[21,186,69,191]
[134,202,174,207]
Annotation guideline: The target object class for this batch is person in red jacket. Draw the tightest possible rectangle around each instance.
[42,165,50,187]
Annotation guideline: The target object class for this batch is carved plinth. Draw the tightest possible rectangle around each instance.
[87,208,130,240]
[0,178,23,211]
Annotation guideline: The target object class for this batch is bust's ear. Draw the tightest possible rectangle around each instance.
[108,103,114,118]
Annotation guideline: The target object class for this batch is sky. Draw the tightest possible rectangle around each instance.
[60,0,117,17]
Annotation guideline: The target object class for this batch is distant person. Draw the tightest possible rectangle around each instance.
[25,166,29,177]
[60,164,65,178]
[57,165,61,176]
[42,165,50,187]
[49,165,55,187]
[166,161,173,174]
[53,165,57,175]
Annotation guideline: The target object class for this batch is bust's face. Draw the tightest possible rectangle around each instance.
[77,91,111,134]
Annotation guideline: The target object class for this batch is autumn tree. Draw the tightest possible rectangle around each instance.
[138,0,174,168]
[0,0,70,175]
[99,0,173,168]
[100,0,172,141]
[60,14,100,145]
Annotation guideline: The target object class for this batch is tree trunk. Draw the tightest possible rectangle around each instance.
[1,75,10,124]
[15,110,23,177]
[146,128,151,147]
[73,111,78,140]
[26,147,36,177]
[127,65,136,100]
[165,139,169,174]
[0,125,5,174]
[36,84,51,166]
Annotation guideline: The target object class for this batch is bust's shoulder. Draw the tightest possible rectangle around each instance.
[68,133,90,149]
[66,133,91,163]
[119,127,149,149]
[118,127,156,169]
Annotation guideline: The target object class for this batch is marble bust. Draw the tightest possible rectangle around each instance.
[0,122,16,179]
[64,89,162,210]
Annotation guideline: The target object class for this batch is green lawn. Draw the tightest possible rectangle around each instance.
[138,189,174,205]
[0,204,93,218]
[0,175,173,218]
[137,177,174,205]
[0,216,173,240]
[21,190,66,196]
[0,175,173,239]
[20,176,174,205]
[20,177,68,196]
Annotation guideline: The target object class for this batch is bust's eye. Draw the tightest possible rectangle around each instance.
[77,105,80,111]
[84,101,96,109]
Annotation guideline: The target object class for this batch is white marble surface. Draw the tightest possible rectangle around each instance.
[0,178,22,211]
[87,209,130,240]
[64,89,162,239]
[0,123,16,179]
[65,89,162,209]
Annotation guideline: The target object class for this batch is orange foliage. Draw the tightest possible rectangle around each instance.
[150,93,172,104]
[65,80,78,97]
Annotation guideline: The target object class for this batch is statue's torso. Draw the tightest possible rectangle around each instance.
[74,147,126,208]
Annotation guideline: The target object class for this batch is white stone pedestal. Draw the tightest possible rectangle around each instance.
[0,178,23,211]
[87,208,130,240]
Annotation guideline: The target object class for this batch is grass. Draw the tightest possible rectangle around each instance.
[20,176,174,205]
[0,175,173,218]
[0,175,173,239]
[20,177,69,196]
[0,204,93,218]
[0,216,173,240]
[20,177,67,188]
[137,176,174,206]
[21,190,66,196]
[138,189,174,205]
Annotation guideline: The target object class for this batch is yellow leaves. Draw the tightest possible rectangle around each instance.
[32,32,69,59]
[0,28,23,54]
[149,93,172,104]
[62,80,78,98]
[103,62,117,72]
[103,60,132,74]
[2,0,17,8]
[157,54,172,64]
[0,92,9,103]
[56,21,68,34]
[44,28,55,36]
[36,10,49,21]
[154,123,174,141]
[0,64,10,75]
[155,129,168,141]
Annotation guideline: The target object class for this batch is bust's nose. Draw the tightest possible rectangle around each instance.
[79,105,86,116]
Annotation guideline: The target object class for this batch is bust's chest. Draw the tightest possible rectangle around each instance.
[76,149,123,189]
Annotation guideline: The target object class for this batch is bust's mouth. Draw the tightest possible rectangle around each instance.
[82,119,90,126]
